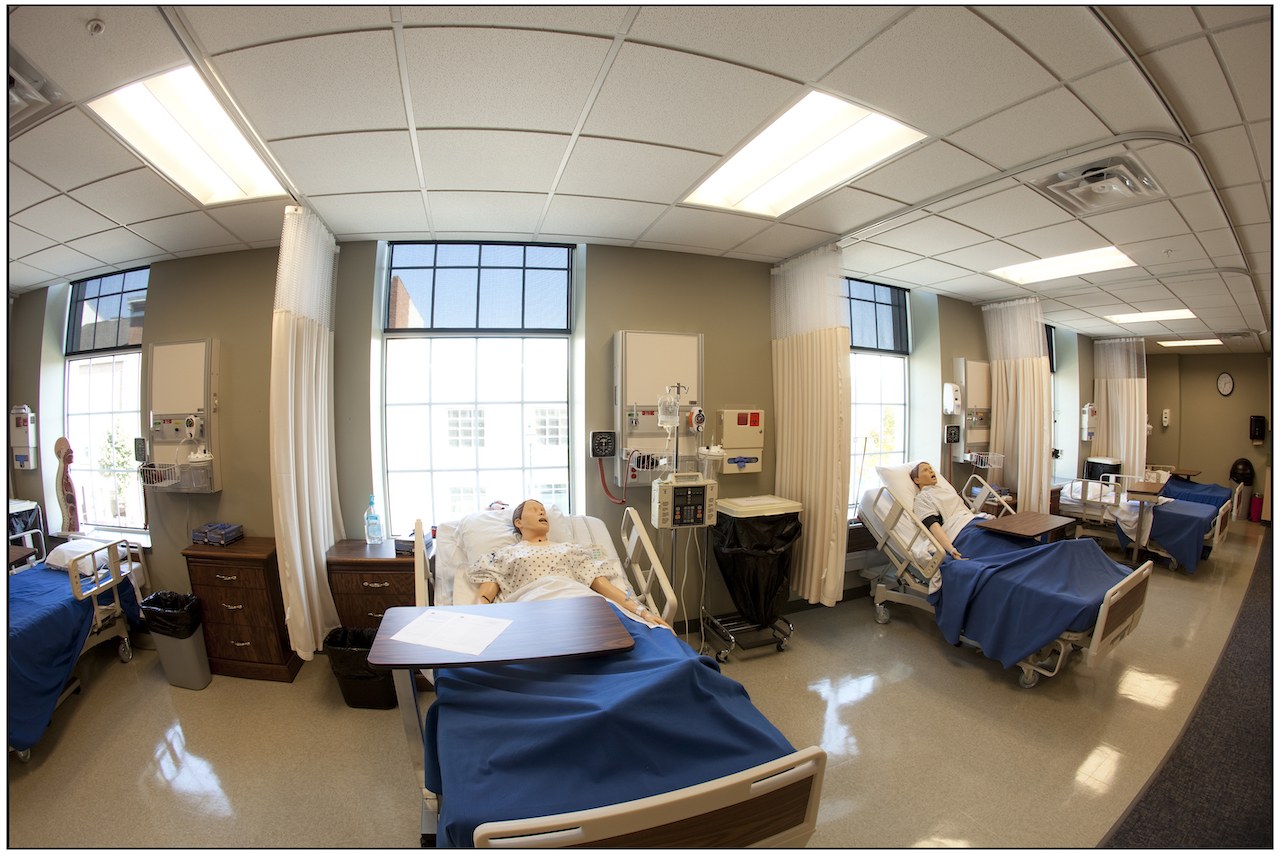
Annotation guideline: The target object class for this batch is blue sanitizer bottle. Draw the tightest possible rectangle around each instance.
[364,494,384,545]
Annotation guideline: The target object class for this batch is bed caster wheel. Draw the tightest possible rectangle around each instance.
[15,749,31,763]
[715,649,730,663]
[776,637,788,652]
[1018,669,1040,689]
[118,638,133,663]
[874,603,890,624]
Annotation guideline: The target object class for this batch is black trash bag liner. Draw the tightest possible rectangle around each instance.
[324,627,384,680]
[711,513,803,628]
[1230,458,1255,485]
[141,591,203,639]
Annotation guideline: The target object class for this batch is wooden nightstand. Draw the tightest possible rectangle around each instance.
[326,540,427,628]
[183,537,303,682]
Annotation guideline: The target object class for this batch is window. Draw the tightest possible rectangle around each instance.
[63,268,148,529]
[846,279,909,520]
[383,243,573,536]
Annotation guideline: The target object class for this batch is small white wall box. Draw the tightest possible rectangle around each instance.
[943,383,961,414]
[10,405,37,470]
[1081,403,1099,441]
[717,409,764,473]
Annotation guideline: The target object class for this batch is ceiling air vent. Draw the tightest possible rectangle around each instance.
[8,48,69,137]
[1031,155,1166,215]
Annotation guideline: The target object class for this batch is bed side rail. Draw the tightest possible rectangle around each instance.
[961,474,1015,517]
[1081,560,1153,670]
[620,507,678,624]
[66,539,137,633]
[413,520,431,606]
[856,487,944,582]
[473,745,826,848]
[1067,477,1125,525]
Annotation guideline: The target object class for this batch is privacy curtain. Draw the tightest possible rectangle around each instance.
[1093,337,1148,479]
[982,298,1053,513]
[269,205,344,658]
[771,245,850,606]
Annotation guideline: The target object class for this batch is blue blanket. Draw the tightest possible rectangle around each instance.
[951,520,1039,559]
[424,611,794,847]
[1160,478,1233,510]
[8,565,141,752]
[927,538,1131,668]
[1117,499,1219,572]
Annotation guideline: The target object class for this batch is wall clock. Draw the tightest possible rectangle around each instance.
[1217,371,1234,396]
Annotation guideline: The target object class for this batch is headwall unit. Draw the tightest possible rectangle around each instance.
[142,338,221,493]
[613,330,703,487]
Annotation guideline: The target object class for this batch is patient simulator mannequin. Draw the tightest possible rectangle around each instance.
[470,499,671,628]
[911,462,968,560]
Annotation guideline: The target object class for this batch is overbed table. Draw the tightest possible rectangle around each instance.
[976,511,1077,544]
[1125,481,1165,563]
[368,597,635,844]
[1170,468,1201,481]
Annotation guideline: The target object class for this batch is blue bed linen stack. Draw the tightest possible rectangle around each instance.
[423,615,794,847]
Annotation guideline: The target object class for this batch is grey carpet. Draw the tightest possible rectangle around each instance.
[1102,528,1273,848]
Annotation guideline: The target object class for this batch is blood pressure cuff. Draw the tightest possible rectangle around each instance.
[921,513,943,530]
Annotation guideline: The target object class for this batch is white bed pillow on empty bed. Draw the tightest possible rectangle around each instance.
[46,540,128,576]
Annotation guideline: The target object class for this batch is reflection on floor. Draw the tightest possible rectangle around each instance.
[8,520,1268,848]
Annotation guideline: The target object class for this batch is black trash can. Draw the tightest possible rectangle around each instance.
[141,592,212,690]
[711,496,804,628]
[324,627,396,709]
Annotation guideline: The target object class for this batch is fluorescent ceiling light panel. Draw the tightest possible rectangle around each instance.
[1104,309,1196,324]
[1157,338,1222,347]
[88,66,285,205]
[988,247,1136,285]
[684,91,925,217]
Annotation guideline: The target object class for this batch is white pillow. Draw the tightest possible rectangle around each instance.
[47,540,127,576]
[875,460,927,511]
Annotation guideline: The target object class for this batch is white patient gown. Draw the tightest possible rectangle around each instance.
[467,541,624,603]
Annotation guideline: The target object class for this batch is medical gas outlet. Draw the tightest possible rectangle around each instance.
[652,472,718,528]
[717,409,764,474]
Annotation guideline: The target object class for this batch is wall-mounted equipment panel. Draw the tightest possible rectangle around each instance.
[613,330,703,487]
[142,339,221,493]
[952,358,990,463]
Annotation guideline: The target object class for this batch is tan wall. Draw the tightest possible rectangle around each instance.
[1145,353,1181,466]
[332,241,379,538]
[1172,354,1270,487]
[937,295,988,485]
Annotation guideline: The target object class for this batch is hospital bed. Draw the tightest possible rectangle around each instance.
[9,538,146,761]
[388,506,826,847]
[1058,475,1227,572]
[1145,464,1244,522]
[857,463,1152,689]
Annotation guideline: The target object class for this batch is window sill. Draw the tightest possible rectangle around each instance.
[56,528,152,549]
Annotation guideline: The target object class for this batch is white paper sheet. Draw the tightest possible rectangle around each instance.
[390,610,512,656]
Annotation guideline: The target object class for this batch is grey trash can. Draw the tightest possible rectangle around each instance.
[141,592,212,690]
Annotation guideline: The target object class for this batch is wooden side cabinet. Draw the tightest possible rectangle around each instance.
[183,538,302,682]
[326,540,417,628]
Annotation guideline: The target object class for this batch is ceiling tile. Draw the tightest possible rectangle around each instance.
[1055,290,1116,308]
[784,189,907,235]
[130,212,241,252]
[1213,22,1272,123]
[1129,142,1215,198]
[732,223,839,260]
[1108,283,1176,302]
[925,178,1021,213]
[8,5,187,101]
[642,207,771,251]
[1193,125,1262,187]
[310,192,429,235]
[541,196,666,241]
[1236,223,1272,256]
[1196,227,1243,257]
[1101,6,1203,53]
[181,5,392,53]
[559,138,717,205]
[8,164,60,213]
[933,240,1038,272]
[1084,200,1191,245]
[8,261,57,290]
[1001,221,1111,258]
[9,223,57,259]
[212,31,406,139]
[879,257,970,285]
[584,42,800,154]
[66,228,165,266]
[942,186,1073,237]
[1250,119,1271,181]
[1219,184,1271,227]
[206,201,292,243]
[11,196,117,242]
[400,6,628,34]
[1118,232,1209,267]
[1171,288,1234,306]
[270,132,419,196]
[851,142,998,206]
[628,5,899,81]
[1159,318,1211,333]
[1171,191,1233,232]
[19,244,108,277]
[8,108,144,192]
[931,278,1026,301]
[1143,37,1242,135]
[416,130,569,194]
[868,216,989,256]
[841,242,923,275]
[406,29,610,134]
[975,6,1126,80]
[68,168,198,225]
[1042,307,1094,322]
[822,6,1056,136]
[947,88,1113,170]
[1071,62,1180,136]
[429,192,547,234]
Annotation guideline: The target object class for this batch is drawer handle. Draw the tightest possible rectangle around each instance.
[231,641,252,647]
[215,574,238,581]
[222,603,244,610]
[367,612,385,619]
[362,581,391,588]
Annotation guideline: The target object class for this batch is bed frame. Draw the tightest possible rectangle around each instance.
[858,485,1153,688]
[394,507,825,847]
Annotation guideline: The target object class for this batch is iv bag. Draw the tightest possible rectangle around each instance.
[657,392,680,427]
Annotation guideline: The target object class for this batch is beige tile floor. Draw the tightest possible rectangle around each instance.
[8,519,1268,848]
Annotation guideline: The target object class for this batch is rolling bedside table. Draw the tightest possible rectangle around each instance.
[183,537,303,682]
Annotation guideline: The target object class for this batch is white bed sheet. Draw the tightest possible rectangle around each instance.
[1058,481,1166,544]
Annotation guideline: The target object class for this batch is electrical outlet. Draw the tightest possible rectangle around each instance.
[944,425,960,444]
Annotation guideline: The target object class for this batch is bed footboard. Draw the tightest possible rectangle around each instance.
[1080,559,1153,670]
[473,746,826,848]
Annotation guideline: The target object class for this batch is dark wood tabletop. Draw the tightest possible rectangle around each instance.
[367,596,634,669]
[1170,469,1201,479]
[977,511,1077,540]
[1127,480,1164,499]
[9,544,38,568]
